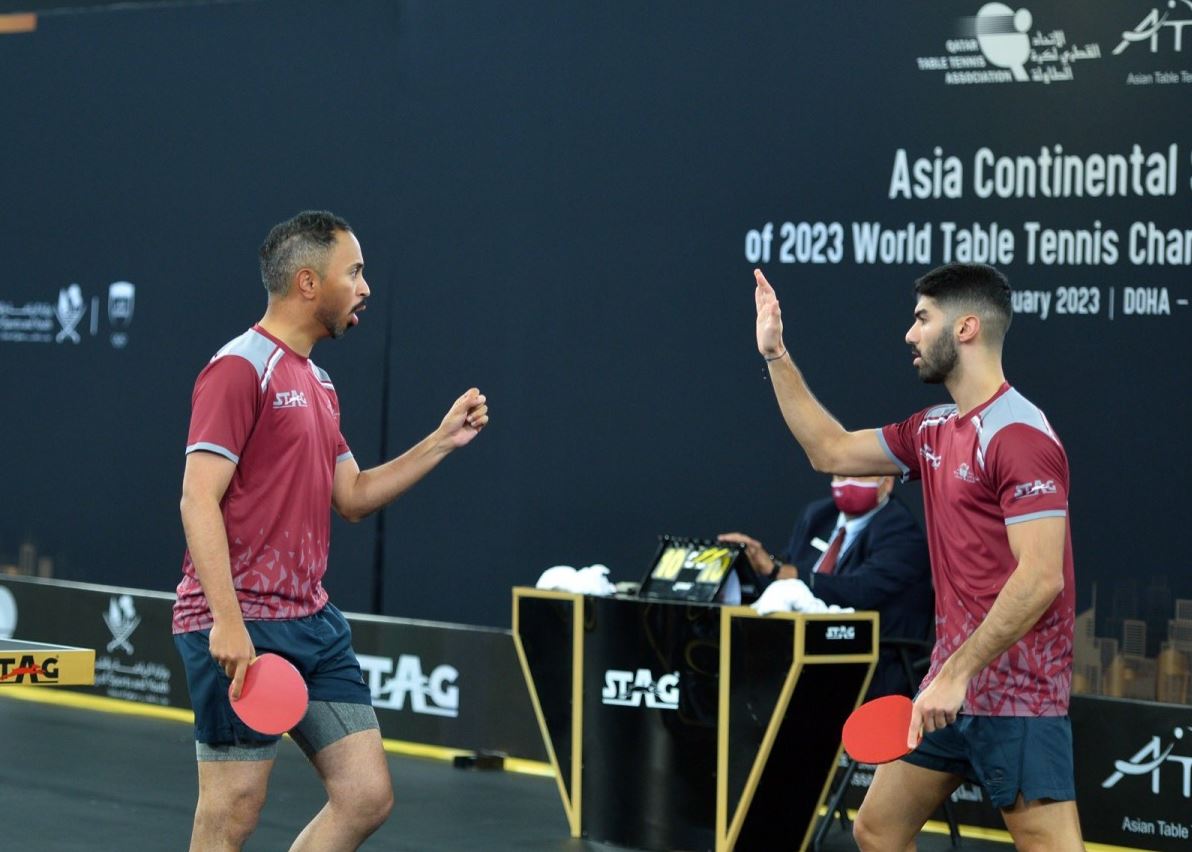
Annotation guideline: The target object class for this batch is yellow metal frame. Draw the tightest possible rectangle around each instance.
[511,588,585,837]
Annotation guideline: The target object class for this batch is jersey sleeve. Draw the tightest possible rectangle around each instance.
[185,356,262,464]
[985,423,1069,525]
[878,409,926,482]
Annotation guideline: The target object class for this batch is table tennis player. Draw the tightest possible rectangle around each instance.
[172,211,489,851]
[752,263,1082,851]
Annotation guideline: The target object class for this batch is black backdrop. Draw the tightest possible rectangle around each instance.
[1,0,1189,630]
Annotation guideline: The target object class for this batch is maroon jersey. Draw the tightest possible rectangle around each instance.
[173,326,351,633]
[879,383,1075,716]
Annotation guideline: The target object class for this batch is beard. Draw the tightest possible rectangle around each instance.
[915,332,958,384]
[316,304,352,339]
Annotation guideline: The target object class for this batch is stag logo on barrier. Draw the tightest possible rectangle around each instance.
[0,281,136,347]
[357,653,460,718]
[1102,725,1192,798]
[103,595,141,654]
[601,668,680,710]
[914,4,1102,86]
[825,625,857,640]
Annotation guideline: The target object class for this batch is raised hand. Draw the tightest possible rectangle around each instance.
[753,269,786,359]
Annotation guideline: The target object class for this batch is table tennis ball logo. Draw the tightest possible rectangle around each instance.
[974,3,1033,80]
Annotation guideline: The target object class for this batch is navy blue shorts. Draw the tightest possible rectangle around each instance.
[174,603,373,748]
[901,715,1075,808]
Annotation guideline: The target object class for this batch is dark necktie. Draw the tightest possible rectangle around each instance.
[816,527,847,575]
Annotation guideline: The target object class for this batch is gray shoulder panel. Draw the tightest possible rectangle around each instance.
[976,388,1055,459]
[212,329,278,381]
[309,359,335,387]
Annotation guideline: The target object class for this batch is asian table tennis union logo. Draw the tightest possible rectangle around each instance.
[0,281,135,348]
[915,3,1102,85]
[1103,725,1192,804]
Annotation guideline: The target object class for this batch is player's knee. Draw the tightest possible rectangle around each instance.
[196,787,266,844]
[337,774,393,834]
[852,810,880,851]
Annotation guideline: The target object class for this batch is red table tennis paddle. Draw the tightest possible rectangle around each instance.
[228,653,309,735]
[841,694,918,764]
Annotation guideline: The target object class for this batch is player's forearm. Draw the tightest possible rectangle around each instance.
[343,431,455,520]
[180,495,243,625]
[766,353,851,472]
[938,557,1064,683]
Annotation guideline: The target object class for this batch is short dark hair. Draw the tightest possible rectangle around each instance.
[913,263,1012,343]
[259,210,352,296]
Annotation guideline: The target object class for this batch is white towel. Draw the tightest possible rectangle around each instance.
[751,578,855,616]
[535,564,616,596]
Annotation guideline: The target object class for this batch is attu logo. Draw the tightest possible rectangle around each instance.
[1115,1,1192,54]
[0,655,58,683]
[1103,726,1192,797]
[602,668,680,709]
[273,390,309,408]
[357,653,459,717]
[103,595,141,654]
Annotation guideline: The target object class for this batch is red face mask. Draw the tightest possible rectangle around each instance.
[832,479,880,516]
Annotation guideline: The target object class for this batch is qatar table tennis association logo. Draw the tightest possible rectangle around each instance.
[914,3,1102,86]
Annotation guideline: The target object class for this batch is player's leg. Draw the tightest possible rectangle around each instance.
[981,716,1082,851]
[176,628,282,851]
[286,605,392,851]
[1001,796,1084,851]
[854,760,963,851]
[191,750,277,851]
[290,722,393,852]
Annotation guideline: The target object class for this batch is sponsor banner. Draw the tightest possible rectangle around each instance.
[601,667,681,709]
[0,576,183,706]
[0,576,546,761]
[1073,695,1192,849]
[0,280,136,348]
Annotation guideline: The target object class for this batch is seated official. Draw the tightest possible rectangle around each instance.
[720,475,933,698]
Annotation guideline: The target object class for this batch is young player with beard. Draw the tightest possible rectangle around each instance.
[752,263,1082,851]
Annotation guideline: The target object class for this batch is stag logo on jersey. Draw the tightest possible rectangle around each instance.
[1013,479,1057,499]
[273,390,309,409]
